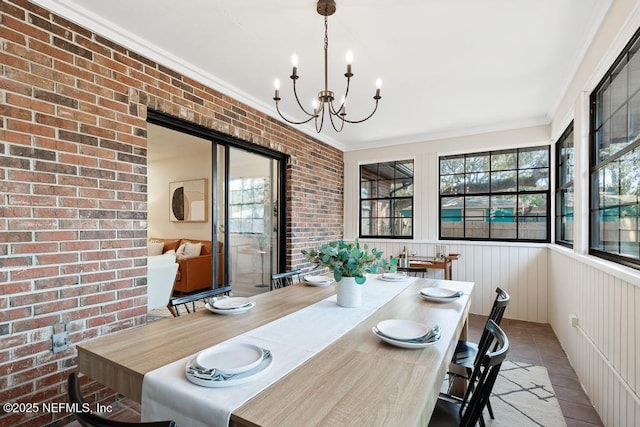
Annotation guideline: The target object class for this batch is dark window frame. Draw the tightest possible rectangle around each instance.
[555,122,575,248]
[439,146,551,243]
[359,160,414,239]
[589,27,640,269]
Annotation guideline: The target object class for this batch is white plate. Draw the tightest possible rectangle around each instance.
[186,352,273,388]
[212,297,252,310]
[303,275,334,286]
[194,342,264,374]
[419,288,462,303]
[376,319,430,341]
[205,301,255,315]
[372,327,441,349]
[379,272,409,282]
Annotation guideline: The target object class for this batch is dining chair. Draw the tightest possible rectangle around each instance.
[429,320,510,427]
[167,287,231,317]
[270,269,302,290]
[447,287,510,419]
[67,373,176,427]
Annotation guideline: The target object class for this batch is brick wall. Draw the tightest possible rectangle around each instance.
[0,1,344,425]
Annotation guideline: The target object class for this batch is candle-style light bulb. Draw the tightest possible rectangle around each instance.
[375,78,382,98]
[346,51,353,76]
[273,78,280,100]
[312,99,319,115]
[340,96,346,115]
[291,54,298,78]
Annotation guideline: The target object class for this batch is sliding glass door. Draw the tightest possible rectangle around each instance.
[148,111,285,297]
[222,147,279,296]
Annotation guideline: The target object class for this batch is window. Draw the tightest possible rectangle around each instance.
[439,146,550,242]
[229,177,267,234]
[590,28,640,267]
[556,123,574,247]
[360,160,414,238]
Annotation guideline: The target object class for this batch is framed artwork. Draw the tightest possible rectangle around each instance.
[169,178,208,222]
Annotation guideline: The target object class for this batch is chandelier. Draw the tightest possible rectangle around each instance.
[272,0,382,133]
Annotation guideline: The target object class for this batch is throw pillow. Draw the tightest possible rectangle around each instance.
[176,241,202,260]
[148,241,164,256]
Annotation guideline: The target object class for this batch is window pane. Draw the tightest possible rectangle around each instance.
[629,91,640,144]
[491,151,517,171]
[610,61,628,114]
[361,180,372,199]
[610,107,629,156]
[465,220,489,238]
[377,179,393,198]
[393,218,413,237]
[360,160,414,238]
[519,167,549,191]
[440,146,549,242]
[393,198,412,218]
[441,157,465,174]
[490,195,516,221]
[491,171,516,192]
[596,121,611,163]
[519,147,549,169]
[465,172,489,193]
[465,154,489,173]
[376,218,391,236]
[361,200,372,218]
[629,37,640,96]
[440,174,465,194]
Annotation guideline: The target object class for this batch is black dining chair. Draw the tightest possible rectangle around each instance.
[448,287,510,419]
[67,373,177,427]
[167,287,231,317]
[429,320,509,427]
[271,269,302,290]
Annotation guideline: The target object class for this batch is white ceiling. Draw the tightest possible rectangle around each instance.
[34,0,611,151]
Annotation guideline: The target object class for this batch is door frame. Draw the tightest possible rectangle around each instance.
[147,110,288,288]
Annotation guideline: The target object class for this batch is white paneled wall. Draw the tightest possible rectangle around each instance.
[548,247,640,427]
[362,240,548,322]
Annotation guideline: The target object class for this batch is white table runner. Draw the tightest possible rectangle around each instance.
[141,276,417,427]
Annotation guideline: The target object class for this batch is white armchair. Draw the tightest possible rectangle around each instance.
[147,253,179,311]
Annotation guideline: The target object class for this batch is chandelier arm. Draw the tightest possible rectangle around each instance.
[292,80,316,117]
[313,104,327,133]
[339,99,380,124]
[274,101,316,125]
[332,76,351,114]
[327,108,346,132]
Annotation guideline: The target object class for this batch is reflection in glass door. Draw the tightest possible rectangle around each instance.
[222,147,279,297]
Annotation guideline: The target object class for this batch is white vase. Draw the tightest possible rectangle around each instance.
[336,277,362,307]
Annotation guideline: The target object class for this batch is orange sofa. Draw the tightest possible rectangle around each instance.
[150,238,224,294]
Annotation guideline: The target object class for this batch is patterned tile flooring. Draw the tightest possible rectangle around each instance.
[60,314,603,426]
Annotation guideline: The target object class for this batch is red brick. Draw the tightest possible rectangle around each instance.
[12,315,60,333]
[9,290,58,307]
[34,298,78,315]
[11,265,61,281]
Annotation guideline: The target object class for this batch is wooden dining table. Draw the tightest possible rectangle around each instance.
[76,277,474,426]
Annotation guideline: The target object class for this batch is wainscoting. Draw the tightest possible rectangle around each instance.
[362,240,549,322]
[364,239,640,426]
[548,247,640,427]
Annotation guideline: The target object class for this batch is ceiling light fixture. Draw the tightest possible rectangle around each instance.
[272,0,381,133]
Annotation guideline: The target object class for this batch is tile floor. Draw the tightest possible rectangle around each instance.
[59,313,603,426]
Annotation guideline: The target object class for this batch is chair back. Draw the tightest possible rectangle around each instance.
[271,269,302,289]
[67,373,177,427]
[459,320,509,426]
[168,287,230,316]
[473,287,509,364]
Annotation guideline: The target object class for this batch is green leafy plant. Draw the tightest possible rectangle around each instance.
[301,239,386,284]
